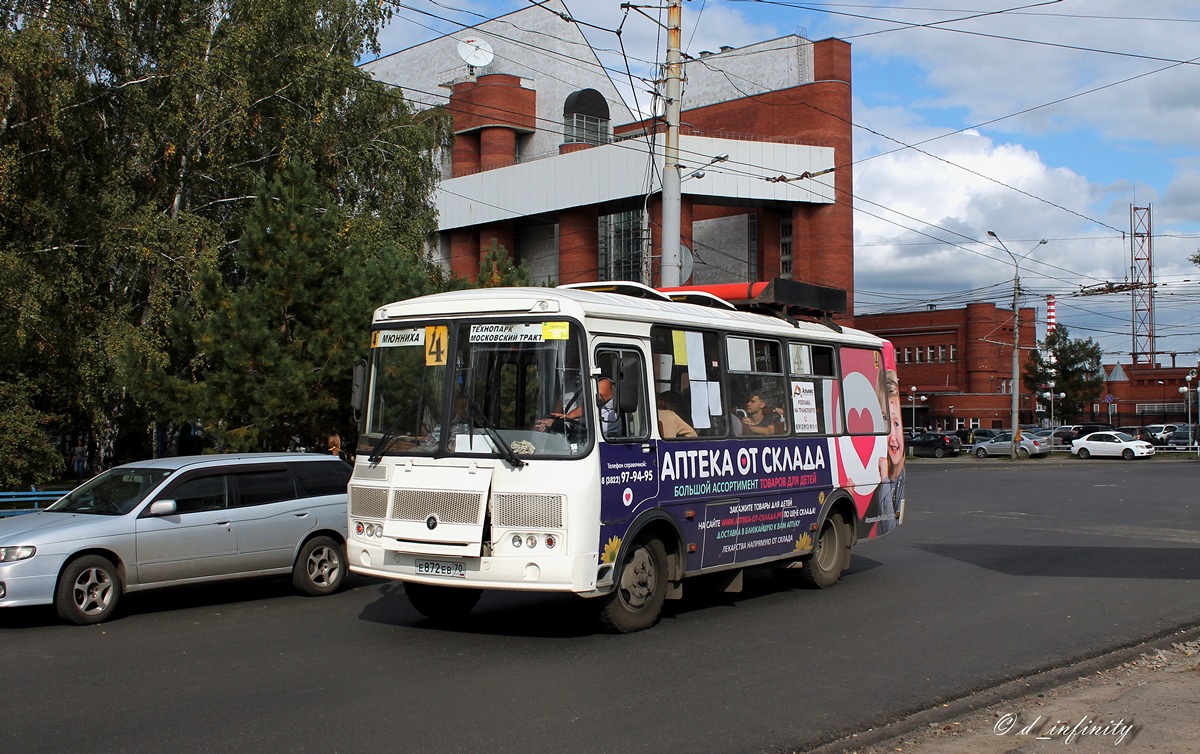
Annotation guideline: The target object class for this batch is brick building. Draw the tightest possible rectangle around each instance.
[855,304,1038,431]
[362,1,854,311]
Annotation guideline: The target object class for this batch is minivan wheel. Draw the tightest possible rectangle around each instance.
[293,535,346,596]
[56,555,121,625]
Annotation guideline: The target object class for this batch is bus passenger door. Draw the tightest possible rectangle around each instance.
[595,346,659,526]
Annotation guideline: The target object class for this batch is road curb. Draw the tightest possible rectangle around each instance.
[807,622,1200,754]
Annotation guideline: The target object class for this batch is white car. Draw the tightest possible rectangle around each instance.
[0,453,350,624]
[1071,431,1155,461]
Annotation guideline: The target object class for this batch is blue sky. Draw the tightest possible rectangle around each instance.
[372,1,1200,364]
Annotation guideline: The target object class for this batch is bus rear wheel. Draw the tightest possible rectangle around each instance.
[798,512,851,589]
[599,537,667,633]
[405,582,482,622]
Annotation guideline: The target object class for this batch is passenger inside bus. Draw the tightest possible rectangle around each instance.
[732,391,785,436]
[656,391,696,439]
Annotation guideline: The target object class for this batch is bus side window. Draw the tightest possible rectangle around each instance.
[649,326,724,437]
[727,336,788,438]
[595,348,649,442]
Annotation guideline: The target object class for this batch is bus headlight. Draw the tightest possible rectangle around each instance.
[525,534,538,549]
[512,534,523,548]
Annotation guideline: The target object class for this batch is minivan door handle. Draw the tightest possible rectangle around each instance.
[292,511,309,518]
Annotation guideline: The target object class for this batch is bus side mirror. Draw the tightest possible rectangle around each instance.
[617,358,641,414]
[351,359,367,415]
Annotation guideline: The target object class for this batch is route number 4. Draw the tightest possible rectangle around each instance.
[425,325,448,366]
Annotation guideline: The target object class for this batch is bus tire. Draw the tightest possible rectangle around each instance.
[798,512,850,589]
[405,582,482,622]
[599,537,668,633]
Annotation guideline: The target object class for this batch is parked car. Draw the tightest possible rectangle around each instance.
[1165,425,1199,448]
[1117,426,1152,442]
[1071,431,1155,460]
[1142,424,1179,445]
[1034,428,1076,447]
[0,453,351,625]
[954,427,1001,445]
[908,431,963,458]
[969,432,1047,459]
[1066,423,1116,438]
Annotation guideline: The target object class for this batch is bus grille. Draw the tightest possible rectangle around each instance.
[492,493,564,528]
[391,489,482,525]
[353,464,388,481]
[349,486,389,518]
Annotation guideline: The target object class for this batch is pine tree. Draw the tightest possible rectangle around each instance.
[1023,325,1104,424]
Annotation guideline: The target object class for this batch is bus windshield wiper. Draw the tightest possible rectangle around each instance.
[468,401,526,468]
[367,400,419,463]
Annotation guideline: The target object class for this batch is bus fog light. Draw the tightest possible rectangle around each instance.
[525,534,538,549]
[523,563,541,580]
[512,534,523,548]
[544,535,556,549]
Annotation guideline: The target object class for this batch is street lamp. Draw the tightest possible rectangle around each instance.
[1179,386,1191,445]
[908,386,926,435]
[1041,382,1065,431]
[987,231,1047,460]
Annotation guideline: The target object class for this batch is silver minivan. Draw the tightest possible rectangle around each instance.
[0,453,350,624]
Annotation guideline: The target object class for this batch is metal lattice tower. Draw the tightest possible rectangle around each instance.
[1130,205,1155,365]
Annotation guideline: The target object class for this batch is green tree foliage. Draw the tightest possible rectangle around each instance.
[155,161,443,451]
[1,1,449,480]
[476,240,530,288]
[1023,325,1104,424]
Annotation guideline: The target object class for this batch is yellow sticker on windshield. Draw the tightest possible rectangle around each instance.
[542,321,570,340]
[425,325,448,366]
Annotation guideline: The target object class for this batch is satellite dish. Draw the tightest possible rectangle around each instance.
[457,37,494,69]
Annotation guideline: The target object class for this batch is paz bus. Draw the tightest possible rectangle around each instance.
[347,281,905,632]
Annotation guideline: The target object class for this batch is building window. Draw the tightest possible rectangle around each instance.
[779,215,793,277]
[926,346,935,363]
[949,344,957,362]
[563,89,610,146]
[748,213,758,280]
[915,348,924,364]
[598,210,642,282]
[938,345,946,363]
[903,347,911,364]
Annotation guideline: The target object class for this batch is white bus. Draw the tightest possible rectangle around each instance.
[348,282,905,632]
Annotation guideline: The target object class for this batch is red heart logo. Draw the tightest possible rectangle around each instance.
[847,407,876,434]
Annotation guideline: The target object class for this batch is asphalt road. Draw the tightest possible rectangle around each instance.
[3,458,1198,753]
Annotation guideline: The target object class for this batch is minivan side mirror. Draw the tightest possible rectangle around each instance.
[149,499,177,516]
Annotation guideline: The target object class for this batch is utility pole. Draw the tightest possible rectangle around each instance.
[660,0,683,287]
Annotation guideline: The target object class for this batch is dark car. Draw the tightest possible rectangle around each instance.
[908,431,963,458]
[1166,425,1198,448]
[1117,426,1151,442]
[953,428,1000,445]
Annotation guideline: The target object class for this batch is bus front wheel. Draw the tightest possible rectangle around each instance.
[799,512,851,589]
[405,582,482,622]
[599,537,668,633]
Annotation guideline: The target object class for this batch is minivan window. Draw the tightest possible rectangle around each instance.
[288,460,351,497]
[169,475,229,514]
[233,468,297,506]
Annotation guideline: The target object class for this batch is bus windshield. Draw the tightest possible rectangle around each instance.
[361,320,589,460]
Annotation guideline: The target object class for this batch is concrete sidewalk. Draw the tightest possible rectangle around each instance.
[819,628,1200,753]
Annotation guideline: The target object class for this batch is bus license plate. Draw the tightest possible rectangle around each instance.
[415,560,466,579]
